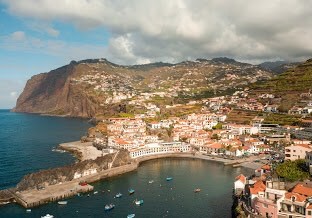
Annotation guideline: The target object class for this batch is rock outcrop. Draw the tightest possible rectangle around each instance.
[16,149,132,191]
[12,61,99,117]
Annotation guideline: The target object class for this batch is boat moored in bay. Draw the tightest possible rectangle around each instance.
[128,188,135,195]
[104,204,115,211]
[127,214,135,218]
[57,201,68,205]
[166,177,173,181]
[116,193,123,198]
[135,199,144,205]
[194,188,201,193]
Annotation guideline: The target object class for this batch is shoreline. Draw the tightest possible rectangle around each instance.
[58,141,103,161]
[1,145,263,208]
[58,140,264,170]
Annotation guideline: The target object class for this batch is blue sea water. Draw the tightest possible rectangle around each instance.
[0,109,91,189]
[0,110,253,217]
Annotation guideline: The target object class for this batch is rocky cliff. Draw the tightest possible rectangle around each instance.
[13,58,273,118]
[12,61,99,117]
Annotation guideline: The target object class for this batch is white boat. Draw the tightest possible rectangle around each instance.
[41,214,54,218]
[194,188,201,193]
[104,203,115,211]
[166,177,173,181]
[148,180,154,184]
[127,214,135,218]
[94,191,98,194]
[135,199,144,205]
[26,209,31,213]
[115,193,123,198]
[58,201,67,205]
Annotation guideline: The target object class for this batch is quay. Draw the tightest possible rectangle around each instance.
[11,163,138,208]
[12,181,93,208]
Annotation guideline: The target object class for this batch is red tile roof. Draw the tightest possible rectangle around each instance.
[291,183,312,196]
[250,180,266,195]
[235,174,246,184]
[209,142,223,149]
[285,192,307,202]
[261,165,271,171]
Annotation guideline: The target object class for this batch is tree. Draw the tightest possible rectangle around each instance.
[276,159,310,182]
[212,123,222,130]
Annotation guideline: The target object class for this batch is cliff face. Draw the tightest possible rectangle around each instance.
[13,58,273,118]
[13,61,98,118]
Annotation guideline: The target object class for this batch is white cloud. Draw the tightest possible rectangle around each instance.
[11,31,26,41]
[10,91,17,97]
[0,79,25,109]
[28,22,60,37]
[2,0,312,64]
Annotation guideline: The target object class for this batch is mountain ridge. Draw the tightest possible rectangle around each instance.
[13,57,275,118]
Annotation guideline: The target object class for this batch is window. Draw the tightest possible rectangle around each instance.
[263,203,268,208]
[308,211,312,215]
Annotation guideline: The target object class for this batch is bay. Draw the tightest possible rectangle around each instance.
[0,110,252,217]
[0,109,91,190]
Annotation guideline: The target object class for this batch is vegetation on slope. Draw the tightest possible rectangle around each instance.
[276,159,310,182]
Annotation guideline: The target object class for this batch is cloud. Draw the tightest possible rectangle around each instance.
[10,91,17,97]
[11,31,26,41]
[0,79,25,109]
[2,0,312,64]
[28,22,60,37]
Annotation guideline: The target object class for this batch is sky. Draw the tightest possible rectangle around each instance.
[0,0,312,109]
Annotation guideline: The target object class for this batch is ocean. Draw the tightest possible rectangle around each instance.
[0,110,252,217]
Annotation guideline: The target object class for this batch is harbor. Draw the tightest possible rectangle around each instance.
[0,158,253,217]
[1,150,262,209]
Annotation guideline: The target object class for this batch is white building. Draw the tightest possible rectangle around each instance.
[129,142,191,158]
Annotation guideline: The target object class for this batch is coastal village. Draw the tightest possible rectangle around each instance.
[2,82,312,218]
[85,87,312,218]
[2,58,312,217]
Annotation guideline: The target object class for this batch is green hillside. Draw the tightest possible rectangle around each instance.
[251,59,312,112]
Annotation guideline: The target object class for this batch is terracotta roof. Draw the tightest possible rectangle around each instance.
[298,144,312,149]
[307,204,312,209]
[261,165,271,170]
[209,142,223,149]
[285,192,307,202]
[235,174,246,184]
[250,180,266,195]
[291,183,312,196]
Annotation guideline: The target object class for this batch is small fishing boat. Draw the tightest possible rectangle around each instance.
[116,193,123,198]
[166,177,173,181]
[104,204,115,211]
[148,180,154,184]
[26,209,31,213]
[135,199,144,205]
[194,188,201,193]
[58,201,68,205]
[128,188,135,195]
[127,214,135,218]
[41,214,54,218]
[94,191,98,194]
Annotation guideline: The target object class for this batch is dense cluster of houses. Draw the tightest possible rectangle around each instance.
[234,137,312,218]
[98,109,289,160]
[234,168,312,218]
